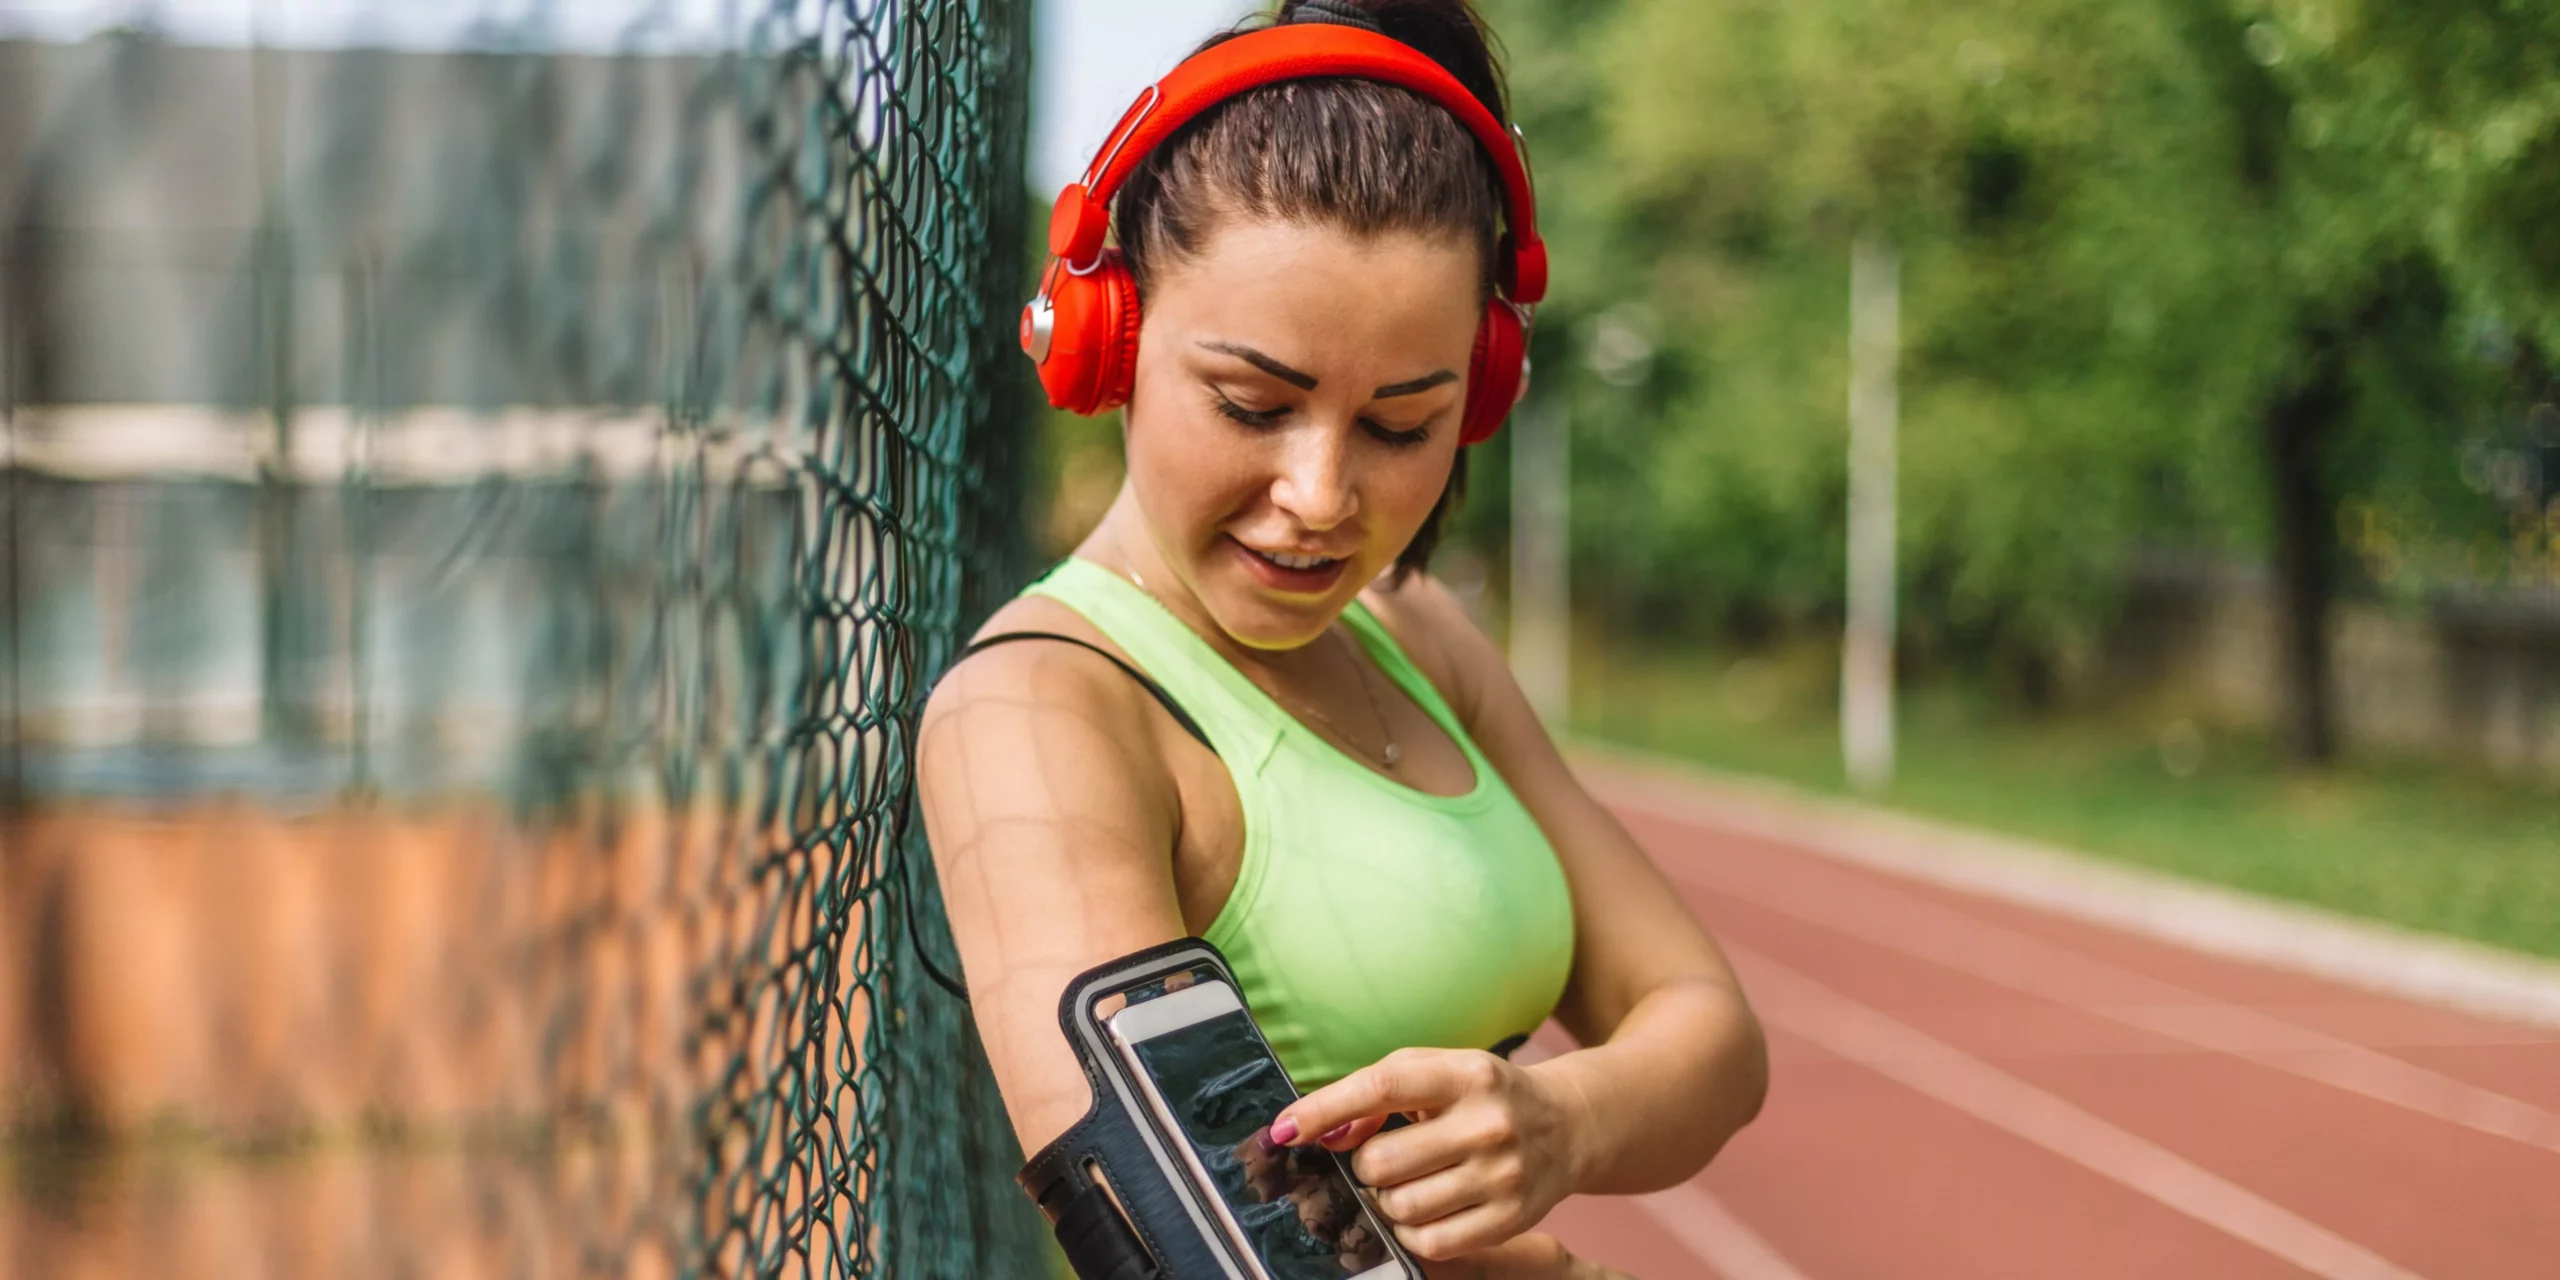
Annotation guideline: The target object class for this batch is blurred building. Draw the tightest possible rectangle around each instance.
[3,34,793,804]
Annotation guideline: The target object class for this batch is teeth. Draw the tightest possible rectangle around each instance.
[1260,549,1335,571]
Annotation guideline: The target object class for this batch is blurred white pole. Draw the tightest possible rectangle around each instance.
[1511,400,1571,725]
[1844,236,1899,793]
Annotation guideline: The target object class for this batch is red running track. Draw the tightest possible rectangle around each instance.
[1535,775,2560,1280]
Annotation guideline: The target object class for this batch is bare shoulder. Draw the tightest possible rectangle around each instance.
[917,591,1186,819]
[924,593,1137,736]
[1357,571,1512,726]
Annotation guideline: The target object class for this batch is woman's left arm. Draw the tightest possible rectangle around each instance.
[1275,576,1768,1259]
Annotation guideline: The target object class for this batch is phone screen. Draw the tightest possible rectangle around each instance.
[1123,1005,1397,1279]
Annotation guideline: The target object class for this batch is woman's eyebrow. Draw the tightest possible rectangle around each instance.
[1198,340,1317,390]
[1372,370,1459,398]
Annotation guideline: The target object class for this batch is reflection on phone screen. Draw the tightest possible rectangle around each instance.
[1129,1010,1394,1279]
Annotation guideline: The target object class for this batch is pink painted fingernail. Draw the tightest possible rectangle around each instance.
[1320,1123,1354,1144]
[1270,1116,1300,1145]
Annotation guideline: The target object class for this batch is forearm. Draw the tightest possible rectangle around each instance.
[1424,1234,1634,1280]
[1530,977,1768,1195]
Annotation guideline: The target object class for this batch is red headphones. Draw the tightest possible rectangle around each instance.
[1020,22,1547,446]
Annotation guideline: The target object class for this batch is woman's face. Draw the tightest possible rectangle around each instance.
[1122,217,1480,651]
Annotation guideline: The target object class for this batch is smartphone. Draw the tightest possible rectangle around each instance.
[1107,979,1418,1280]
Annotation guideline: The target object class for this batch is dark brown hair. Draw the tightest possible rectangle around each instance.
[1116,0,1510,580]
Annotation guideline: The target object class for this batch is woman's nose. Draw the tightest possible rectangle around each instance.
[1269,432,1359,530]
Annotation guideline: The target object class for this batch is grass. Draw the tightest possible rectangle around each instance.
[1572,641,2560,962]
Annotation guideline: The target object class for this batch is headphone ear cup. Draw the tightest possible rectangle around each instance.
[1460,297,1528,446]
[1095,253,1142,411]
[1031,251,1142,414]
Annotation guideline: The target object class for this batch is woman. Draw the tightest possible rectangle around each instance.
[918,2,1767,1273]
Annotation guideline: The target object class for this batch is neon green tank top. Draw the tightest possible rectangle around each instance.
[1025,557,1577,1088]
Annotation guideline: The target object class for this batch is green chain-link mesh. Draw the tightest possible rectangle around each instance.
[1,3,1045,1276]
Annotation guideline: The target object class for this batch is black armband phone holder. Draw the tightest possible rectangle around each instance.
[1015,938,1352,1280]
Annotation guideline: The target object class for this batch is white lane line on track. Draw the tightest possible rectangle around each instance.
[1728,942,2428,1280]
[1632,1184,1813,1280]
[1650,839,2560,1158]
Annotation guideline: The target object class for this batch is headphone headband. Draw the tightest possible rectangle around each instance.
[1046,23,1547,305]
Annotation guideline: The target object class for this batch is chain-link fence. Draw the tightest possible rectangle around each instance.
[1,3,1043,1276]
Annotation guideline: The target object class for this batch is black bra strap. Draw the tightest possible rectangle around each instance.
[958,631,1219,758]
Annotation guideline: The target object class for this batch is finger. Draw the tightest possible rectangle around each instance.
[1277,1049,1473,1144]
[1393,1201,1521,1263]
[1318,1113,1388,1153]
[1369,1161,1490,1228]
[1348,1106,1500,1188]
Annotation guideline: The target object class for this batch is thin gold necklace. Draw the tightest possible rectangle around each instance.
[1118,545,1403,770]
[1335,627,1403,768]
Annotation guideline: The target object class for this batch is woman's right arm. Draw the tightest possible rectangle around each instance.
[916,639,1193,1154]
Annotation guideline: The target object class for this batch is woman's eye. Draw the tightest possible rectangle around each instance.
[1212,393,1286,428]
[1362,419,1430,448]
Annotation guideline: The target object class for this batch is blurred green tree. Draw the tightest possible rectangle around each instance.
[1477,0,2548,761]
[2251,0,2560,604]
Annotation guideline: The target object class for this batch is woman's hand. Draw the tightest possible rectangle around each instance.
[1273,1047,1592,1260]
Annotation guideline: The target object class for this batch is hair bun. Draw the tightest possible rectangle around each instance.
[1276,0,1506,128]
[1284,0,1384,34]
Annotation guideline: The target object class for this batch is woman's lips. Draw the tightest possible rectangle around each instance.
[1226,534,1350,594]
